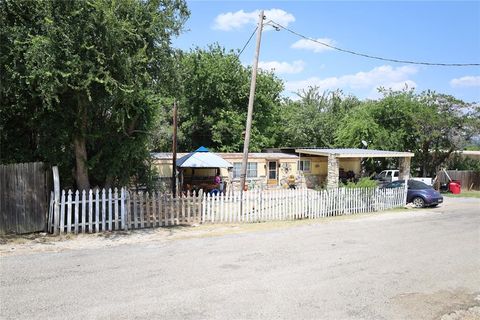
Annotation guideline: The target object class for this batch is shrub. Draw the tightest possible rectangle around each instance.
[343,177,378,188]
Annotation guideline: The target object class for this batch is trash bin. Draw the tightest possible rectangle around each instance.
[448,181,461,194]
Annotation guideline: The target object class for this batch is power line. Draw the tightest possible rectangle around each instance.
[238,26,258,58]
[268,20,480,67]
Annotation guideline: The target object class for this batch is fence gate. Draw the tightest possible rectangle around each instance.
[0,162,50,234]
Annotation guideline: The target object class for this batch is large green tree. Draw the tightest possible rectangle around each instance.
[335,89,479,176]
[153,44,284,153]
[277,87,360,148]
[1,0,189,189]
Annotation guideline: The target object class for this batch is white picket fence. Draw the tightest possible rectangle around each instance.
[48,187,406,235]
[201,187,405,223]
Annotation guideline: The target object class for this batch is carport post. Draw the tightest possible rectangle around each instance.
[327,154,340,189]
[52,166,60,235]
[399,157,411,205]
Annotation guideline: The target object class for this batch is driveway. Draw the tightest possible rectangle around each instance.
[1,197,479,319]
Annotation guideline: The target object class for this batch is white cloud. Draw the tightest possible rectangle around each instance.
[291,38,336,53]
[285,65,418,97]
[258,60,305,74]
[213,9,295,31]
[450,76,480,87]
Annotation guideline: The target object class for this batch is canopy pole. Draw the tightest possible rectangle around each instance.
[172,100,178,197]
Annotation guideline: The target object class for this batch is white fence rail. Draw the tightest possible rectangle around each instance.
[48,187,405,234]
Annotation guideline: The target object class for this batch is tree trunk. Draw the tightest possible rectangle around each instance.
[74,95,90,190]
[74,135,90,190]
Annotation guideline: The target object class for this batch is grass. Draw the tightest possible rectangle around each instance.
[443,190,480,198]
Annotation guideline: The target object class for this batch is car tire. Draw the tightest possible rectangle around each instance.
[412,197,425,208]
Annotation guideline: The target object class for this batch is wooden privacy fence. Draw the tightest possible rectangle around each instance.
[1,162,50,234]
[438,170,480,190]
[48,187,405,235]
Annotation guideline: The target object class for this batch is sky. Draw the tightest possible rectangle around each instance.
[172,1,480,102]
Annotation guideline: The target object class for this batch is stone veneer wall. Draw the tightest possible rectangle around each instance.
[327,154,340,189]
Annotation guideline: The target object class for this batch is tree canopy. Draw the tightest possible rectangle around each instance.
[1,0,189,189]
[1,0,478,188]
[277,88,360,148]
[149,44,284,153]
[335,89,479,175]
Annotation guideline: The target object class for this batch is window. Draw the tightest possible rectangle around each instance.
[298,160,311,172]
[394,171,399,177]
[233,162,258,179]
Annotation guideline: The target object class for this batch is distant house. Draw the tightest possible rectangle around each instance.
[453,150,480,161]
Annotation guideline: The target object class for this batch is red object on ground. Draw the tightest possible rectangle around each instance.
[449,181,461,194]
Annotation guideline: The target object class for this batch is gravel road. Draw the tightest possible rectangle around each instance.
[1,197,479,319]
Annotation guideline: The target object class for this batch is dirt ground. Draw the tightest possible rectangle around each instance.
[1,209,406,257]
[1,197,479,320]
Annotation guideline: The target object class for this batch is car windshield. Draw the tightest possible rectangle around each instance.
[385,181,404,188]
[408,180,431,190]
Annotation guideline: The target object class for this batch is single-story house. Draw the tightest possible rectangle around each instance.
[152,152,301,190]
[152,147,414,190]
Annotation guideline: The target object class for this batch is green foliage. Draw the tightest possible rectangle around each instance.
[446,154,480,173]
[335,88,479,176]
[150,44,284,153]
[277,88,360,148]
[1,0,189,188]
[343,177,378,189]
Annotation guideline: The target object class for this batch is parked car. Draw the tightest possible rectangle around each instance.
[383,179,443,208]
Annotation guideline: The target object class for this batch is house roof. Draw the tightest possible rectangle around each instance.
[151,152,188,160]
[216,152,299,160]
[295,148,414,158]
[151,152,299,161]
[455,150,480,156]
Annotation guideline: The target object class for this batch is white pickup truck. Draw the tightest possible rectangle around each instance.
[376,170,433,186]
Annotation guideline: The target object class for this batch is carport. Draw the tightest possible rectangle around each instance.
[295,148,415,189]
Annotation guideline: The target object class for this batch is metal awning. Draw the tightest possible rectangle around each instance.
[176,147,233,168]
[295,148,414,158]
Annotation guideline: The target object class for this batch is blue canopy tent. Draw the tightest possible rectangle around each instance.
[176,147,233,194]
[177,146,233,169]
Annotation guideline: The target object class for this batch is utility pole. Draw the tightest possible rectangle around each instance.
[240,10,264,192]
[172,100,178,197]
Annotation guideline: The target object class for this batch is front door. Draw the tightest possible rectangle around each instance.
[267,161,278,185]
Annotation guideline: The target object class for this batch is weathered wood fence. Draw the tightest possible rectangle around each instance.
[1,162,50,234]
[48,187,405,235]
[438,170,480,190]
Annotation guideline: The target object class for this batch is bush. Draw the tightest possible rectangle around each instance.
[446,154,480,173]
[343,177,378,188]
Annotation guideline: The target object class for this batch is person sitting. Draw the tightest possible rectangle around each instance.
[288,174,296,189]
[214,171,223,193]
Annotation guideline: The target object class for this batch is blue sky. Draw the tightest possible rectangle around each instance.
[173,1,480,102]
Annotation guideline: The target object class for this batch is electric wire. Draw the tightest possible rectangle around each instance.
[238,26,258,58]
[268,20,480,67]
